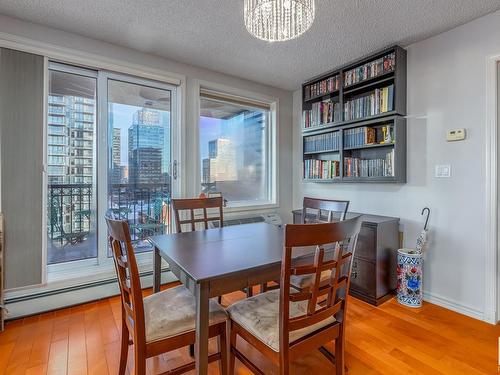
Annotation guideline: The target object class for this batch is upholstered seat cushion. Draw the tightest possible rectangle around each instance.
[226,289,336,352]
[143,285,227,343]
[290,270,332,289]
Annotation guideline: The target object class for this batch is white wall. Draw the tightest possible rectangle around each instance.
[293,10,500,321]
[0,14,293,222]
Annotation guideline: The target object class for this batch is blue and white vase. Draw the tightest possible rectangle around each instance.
[396,248,423,308]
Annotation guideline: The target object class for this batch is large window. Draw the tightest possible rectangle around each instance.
[47,67,97,265]
[107,78,172,254]
[46,63,176,268]
[199,91,275,207]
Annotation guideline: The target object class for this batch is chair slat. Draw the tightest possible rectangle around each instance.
[172,197,223,233]
[288,300,343,332]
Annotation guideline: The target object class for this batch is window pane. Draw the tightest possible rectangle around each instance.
[107,80,172,254]
[47,69,97,264]
[199,97,270,204]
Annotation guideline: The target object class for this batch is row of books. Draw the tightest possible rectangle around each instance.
[304,132,340,153]
[344,84,394,121]
[343,126,376,148]
[303,100,341,128]
[304,75,341,100]
[304,159,340,180]
[344,52,396,87]
[344,150,394,177]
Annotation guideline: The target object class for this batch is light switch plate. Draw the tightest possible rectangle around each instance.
[446,128,466,142]
[435,165,451,178]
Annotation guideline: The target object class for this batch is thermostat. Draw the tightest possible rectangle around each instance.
[446,128,466,142]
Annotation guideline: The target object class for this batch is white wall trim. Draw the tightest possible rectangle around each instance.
[485,53,500,324]
[423,291,486,322]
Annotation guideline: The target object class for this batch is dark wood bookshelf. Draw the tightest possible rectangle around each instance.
[301,46,407,184]
[304,90,340,103]
[304,149,339,155]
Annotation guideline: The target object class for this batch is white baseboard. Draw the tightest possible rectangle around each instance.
[423,291,489,323]
[5,271,177,319]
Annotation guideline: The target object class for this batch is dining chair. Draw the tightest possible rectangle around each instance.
[227,216,362,375]
[172,197,254,299]
[289,197,350,291]
[172,197,224,232]
[261,197,351,293]
[105,215,229,375]
[301,197,349,224]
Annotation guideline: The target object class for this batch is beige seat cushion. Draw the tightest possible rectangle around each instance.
[290,270,332,289]
[227,289,336,352]
[143,285,227,343]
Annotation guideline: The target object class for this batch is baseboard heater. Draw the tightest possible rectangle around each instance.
[5,268,173,320]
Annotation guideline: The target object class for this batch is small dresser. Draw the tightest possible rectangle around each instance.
[292,210,400,306]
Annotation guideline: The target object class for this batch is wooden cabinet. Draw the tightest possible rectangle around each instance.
[292,210,399,306]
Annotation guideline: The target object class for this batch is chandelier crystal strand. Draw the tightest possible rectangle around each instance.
[244,0,315,42]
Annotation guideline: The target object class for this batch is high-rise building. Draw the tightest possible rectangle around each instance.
[128,108,165,184]
[47,93,95,241]
[47,94,95,185]
[242,110,265,179]
[110,127,122,184]
[204,138,237,183]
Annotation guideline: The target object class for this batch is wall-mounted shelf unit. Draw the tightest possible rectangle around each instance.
[301,46,407,183]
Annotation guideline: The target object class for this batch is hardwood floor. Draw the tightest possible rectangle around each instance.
[0,283,498,374]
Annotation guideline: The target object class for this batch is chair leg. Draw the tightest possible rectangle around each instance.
[279,353,290,375]
[119,318,129,375]
[229,325,237,375]
[335,329,345,375]
[133,347,146,375]
[246,286,253,298]
[189,343,195,357]
[260,283,268,293]
[218,324,228,375]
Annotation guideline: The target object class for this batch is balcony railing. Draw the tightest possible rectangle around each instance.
[47,183,171,264]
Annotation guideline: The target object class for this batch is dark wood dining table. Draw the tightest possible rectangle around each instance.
[149,222,286,375]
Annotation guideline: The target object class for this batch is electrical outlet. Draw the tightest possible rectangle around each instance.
[446,128,466,142]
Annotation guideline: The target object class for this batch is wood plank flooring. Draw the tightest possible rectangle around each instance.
[0,283,498,374]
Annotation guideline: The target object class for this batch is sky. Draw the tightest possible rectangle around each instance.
[199,116,223,159]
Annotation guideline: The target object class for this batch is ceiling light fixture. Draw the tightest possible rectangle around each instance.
[244,0,315,42]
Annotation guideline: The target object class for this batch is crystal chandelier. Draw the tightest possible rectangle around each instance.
[244,0,315,42]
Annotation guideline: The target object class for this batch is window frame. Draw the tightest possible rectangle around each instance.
[195,81,279,212]
[46,63,180,280]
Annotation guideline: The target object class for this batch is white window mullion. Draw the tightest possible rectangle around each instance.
[96,72,110,265]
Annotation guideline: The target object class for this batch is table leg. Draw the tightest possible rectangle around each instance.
[195,282,210,375]
[153,246,161,293]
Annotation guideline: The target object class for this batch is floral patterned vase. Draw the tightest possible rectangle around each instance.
[396,248,423,308]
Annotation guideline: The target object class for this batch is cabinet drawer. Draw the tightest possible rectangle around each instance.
[350,257,376,298]
[354,225,376,261]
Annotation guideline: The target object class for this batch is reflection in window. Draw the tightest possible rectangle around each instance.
[199,94,273,206]
[46,67,97,264]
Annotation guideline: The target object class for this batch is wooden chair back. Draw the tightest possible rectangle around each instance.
[105,215,146,344]
[302,197,349,223]
[172,197,224,233]
[280,216,362,350]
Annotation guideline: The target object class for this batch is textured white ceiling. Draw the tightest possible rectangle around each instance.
[0,0,499,90]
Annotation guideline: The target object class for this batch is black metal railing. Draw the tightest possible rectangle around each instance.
[48,183,171,249]
[48,184,93,247]
[108,183,172,242]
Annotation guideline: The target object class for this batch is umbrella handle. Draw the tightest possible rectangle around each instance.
[421,207,430,230]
